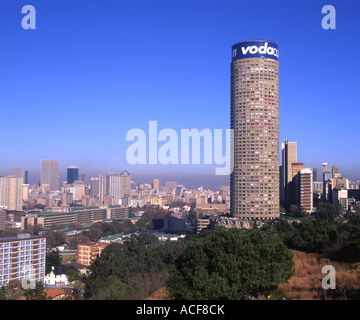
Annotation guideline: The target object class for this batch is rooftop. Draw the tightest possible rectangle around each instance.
[100,233,124,241]
[46,288,66,299]
[0,233,45,243]
[49,264,79,276]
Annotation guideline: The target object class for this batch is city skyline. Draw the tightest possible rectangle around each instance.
[1,0,360,305]
[0,0,359,188]
[0,157,359,191]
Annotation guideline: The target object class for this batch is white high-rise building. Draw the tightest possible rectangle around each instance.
[89,177,100,200]
[120,171,132,198]
[41,160,60,191]
[99,173,122,205]
[0,176,23,211]
[12,168,26,184]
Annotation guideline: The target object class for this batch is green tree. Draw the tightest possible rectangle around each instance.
[45,231,66,249]
[283,218,338,252]
[166,228,294,300]
[261,218,294,236]
[347,213,360,226]
[135,219,147,230]
[84,238,166,299]
[46,249,62,274]
[68,234,90,250]
[93,275,127,300]
[313,202,339,223]
[0,285,7,300]
[67,269,85,283]
[24,281,49,300]
[136,232,160,247]
[2,280,24,300]
[156,239,186,265]
[87,222,103,242]
[329,222,360,262]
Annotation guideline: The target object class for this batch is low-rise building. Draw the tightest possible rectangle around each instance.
[21,208,106,231]
[44,264,84,286]
[77,242,110,266]
[196,203,227,216]
[45,288,66,300]
[106,207,130,220]
[196,218,210,233]
[99,233,124,244]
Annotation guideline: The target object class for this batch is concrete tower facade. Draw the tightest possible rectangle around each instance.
[41,160,60,191]
[0,176,23,211]
[99,173,122,205]
[281,140,297,207]
[12,168,26,184]
[120,171,132,198]
[230,40,280,220]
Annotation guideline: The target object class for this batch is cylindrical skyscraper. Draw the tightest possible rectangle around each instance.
[230,40,280,220]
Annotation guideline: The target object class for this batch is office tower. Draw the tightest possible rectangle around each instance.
[66,165,79,185]
[281,140,297,208]
[298,168,313,214]
[41,160,60,191]
[12,168,26,184]
[22,184,29,201]
[323,180,332,202]
[0,210,6,230]
[0,234,46,287]
[153,178,160,192]
[279,164,284,203]
[62,192,73,206]
[231,40,280,219]
[64,182,85,201]
[323,171,332,182]
[79,171,86,184]
[312,168,318,182]
[335,176,349,189]
[165,182,177,194]
[99,173,121,205]
[291,163,304,179]
[313,181,323,193]
[89,177,100,200]
[120,171,132,198]
[322,163,332,201]
[291,163,304,207]
[322,162,331,174]
[25,170,28,184]
[175,185,182,196]
[332,165,341,179]
[332,188,348,211]
[0,176,23,211]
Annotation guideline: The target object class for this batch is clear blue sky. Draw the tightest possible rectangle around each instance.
[0,0,359,189]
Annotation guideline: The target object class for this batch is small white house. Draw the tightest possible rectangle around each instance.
[44,264,85,286]
[44,267,69,286]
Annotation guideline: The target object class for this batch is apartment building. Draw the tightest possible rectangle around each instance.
[230,40,280,220]
[0,233,46,287]
[77,242,110,266]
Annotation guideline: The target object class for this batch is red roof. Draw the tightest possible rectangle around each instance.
[46,288,66,299]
